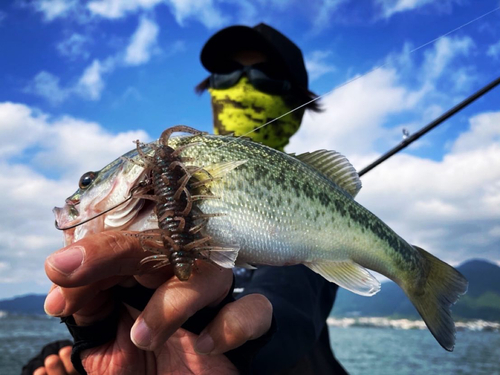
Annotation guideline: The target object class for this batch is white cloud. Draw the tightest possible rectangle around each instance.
[451,112,500,153]
[87,0,163,18]
[0,101,150,179]
[305,50,336,81]
[449,66,478,93]
[24,71,70,105]
[76,60,107,100]
[486,40,500,59]
[125,17,160,66]
[30,0,78,21]
[33,117,150,175]
[26,57,117,104]
[0,102,151,297]
[31,0,227,27]
[376,0,459,19]
[0,102,46,158]
[314,0,348,29]
[57,33,91,60]
[26,18,163,105]
[166,0,228,28]
[421,36,474,81]
[168,40,187,55]
[86,0,228,27]
[288,67,410,158]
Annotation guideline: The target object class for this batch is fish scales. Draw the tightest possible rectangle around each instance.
[54,128,468,351]
[168,134,421,278]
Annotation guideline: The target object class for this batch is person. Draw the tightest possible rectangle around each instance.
[195,23,347,374]
[29,23,347,375]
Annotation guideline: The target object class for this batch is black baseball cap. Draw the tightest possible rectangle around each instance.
[200,23,309,89]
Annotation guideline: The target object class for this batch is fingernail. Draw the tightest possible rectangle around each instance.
[44,287,65,316]
[131,318,153,349]
[195,332,215,354]
[47,246,84,275]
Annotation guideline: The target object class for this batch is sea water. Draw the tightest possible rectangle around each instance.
[0,315,72,375]
[329,326,500,375]
[1,315,499,375]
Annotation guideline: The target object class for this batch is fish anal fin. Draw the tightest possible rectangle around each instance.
[305,260,380,296]
[294,150,361,198]
[235,261,257,270]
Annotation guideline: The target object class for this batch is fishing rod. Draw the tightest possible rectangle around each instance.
[358,74,500,177]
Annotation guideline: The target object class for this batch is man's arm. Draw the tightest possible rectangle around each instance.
[237,265,339,374]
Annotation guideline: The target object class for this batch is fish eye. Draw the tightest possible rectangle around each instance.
[79,171,96,189]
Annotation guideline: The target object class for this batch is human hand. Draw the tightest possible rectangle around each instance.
[25,341,77,375]
[44,232,273,375]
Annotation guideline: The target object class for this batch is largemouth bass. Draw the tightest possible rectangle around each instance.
[53,126,467,351]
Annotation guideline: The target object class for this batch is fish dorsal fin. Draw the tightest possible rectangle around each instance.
[305,260,380,296]
[295,150,362,198]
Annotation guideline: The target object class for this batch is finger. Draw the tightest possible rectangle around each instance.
[194,294,273,355]
[33,367,48,375]
[45,231,153,287]
[58,346,78,375]
[44,354,67,375]
[130,261,233,351]
[134,268,173,289]
[44,275,124,317]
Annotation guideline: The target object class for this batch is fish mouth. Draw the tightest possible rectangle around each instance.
[53,204,80,231]
[52,205,79,246]
[53,190,156,246]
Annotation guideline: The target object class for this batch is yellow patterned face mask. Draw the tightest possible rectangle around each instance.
[209,77,303,151]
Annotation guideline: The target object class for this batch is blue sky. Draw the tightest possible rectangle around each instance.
[1,0,500,299]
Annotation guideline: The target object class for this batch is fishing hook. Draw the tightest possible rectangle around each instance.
[54,181,148,231]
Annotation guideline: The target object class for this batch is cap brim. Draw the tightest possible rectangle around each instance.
[200,25,284,73]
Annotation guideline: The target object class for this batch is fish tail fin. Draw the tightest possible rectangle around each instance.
[406,246,468,351]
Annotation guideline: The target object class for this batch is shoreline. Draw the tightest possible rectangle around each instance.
[327,317,500,332]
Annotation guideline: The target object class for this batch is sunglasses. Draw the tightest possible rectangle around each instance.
[209,63,292,95]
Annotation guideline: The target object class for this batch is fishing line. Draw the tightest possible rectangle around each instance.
[55,183,146,230]
[216,5,500,150]
[57,6,500,230]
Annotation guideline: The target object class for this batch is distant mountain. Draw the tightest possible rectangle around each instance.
[332,259,500,322]
[0,294,46,315]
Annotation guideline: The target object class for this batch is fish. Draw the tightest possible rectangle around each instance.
[53,126,468,351]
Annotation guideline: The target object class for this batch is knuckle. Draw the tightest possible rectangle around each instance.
[59,345,72,358]
[44,354,61,370]
[247,293,273,314]
[101,232,129,254]
[224,310,253,341]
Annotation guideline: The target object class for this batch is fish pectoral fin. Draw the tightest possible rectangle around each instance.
[305,260,381,296]
[195,160,248,181]
[200,246,240,269]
